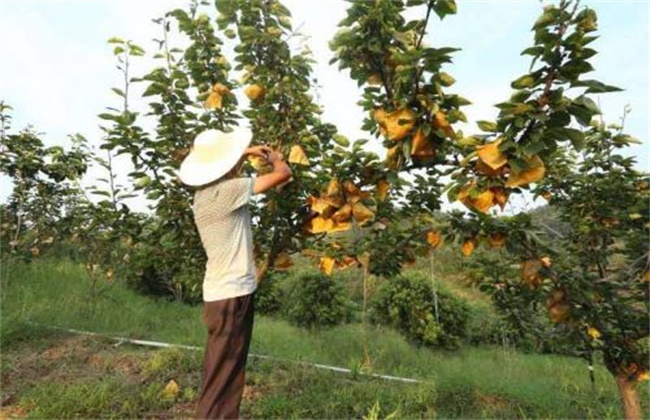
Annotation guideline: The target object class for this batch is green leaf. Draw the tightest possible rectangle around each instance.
[111,88,125,98]
[560,60,594,77]
[508,158,527,173]
[437,72,455,87]
[432,0,457,20]
[107,37,125,44]
[332,135,350,147]
[572,80,622,94]
[532,9,558,30]
[568,105,593,127]
[98,113,119,121]
[278,16,292,30]
[547,111,571,128]
[128,44,145,56]
[215,0,236,17]
[135,175,152,188]
[559,128,585,151]
[511,74,537,89]
[446,183,462,202]
[520,46,544,57]
[143,83,163,97]
[573,96,600,115]
[477,121,498,132]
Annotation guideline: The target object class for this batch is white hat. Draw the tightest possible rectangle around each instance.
[178,128,251,187]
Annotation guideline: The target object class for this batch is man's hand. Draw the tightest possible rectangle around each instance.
[252,149,292,194]
[267,151,284,163]
[245,145,273,159]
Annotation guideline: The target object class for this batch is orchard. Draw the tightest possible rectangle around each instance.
[1,0,648,418]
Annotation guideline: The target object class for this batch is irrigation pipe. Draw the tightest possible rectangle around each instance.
[36,324,421,384]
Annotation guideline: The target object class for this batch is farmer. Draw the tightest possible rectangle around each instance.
[178,128,292,419]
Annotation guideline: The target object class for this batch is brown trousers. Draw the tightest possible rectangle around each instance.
[196,293,255,419]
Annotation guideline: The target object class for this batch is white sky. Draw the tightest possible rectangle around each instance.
[1,0,648,212]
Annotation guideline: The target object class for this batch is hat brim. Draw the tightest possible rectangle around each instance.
[178,129,251,187]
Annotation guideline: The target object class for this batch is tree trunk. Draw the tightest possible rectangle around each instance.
[614,374,642,420]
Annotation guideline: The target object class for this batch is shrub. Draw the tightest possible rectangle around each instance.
[255,272,285,316]
[284,272,353,328]
[370,273,470,349]
[465,303,509,346]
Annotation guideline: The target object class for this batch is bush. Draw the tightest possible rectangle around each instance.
[255,272,285,316]
[370,274,470,349]
[284,272,353,328]
[465,303,509,346]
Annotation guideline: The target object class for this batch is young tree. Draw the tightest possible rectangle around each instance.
[536,115,648,419]
[0,102,90,259]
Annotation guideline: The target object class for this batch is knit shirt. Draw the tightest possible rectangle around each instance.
[192,177,257,302]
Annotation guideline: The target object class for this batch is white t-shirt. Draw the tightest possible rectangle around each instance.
[192,177,257,302]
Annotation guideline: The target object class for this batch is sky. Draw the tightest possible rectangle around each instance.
[1,0,648,212]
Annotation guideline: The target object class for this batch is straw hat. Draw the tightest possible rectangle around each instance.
[178,128,251,187]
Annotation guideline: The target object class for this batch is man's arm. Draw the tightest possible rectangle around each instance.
[253,151,292,194]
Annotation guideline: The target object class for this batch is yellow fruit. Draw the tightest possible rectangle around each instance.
[352,202,375,225]
[319,257,336,276]
[540,256,552,268]
[374,108,416,141]
[330,221,352,233]
[386,145,402,170]
[587,327,601,339]
[601,217,619,227]
[432,111,455,138]
[477,139,507,170]
[322,194,345,209]
[343,180,364,203]
[288,145,310,166]
[475,160,504,177]
[458,184,495,214]
[410,129,436,158]
[488,233,506,248]
[547,288,570,323]
[172,147,190,162]
[505,155,545,188]
[376,180,390,202]
[162,379,180,399]
[520,259,543,288]
[461,239,476,257]
[307,196,334,215]
[205,92,223,109]
[244,84,265,101]
[326,178,341,197]
[548,302,570,323]
[307,216,334,234]
[204,83,230,109]
[637,371,650,382]
[491,187,509,210]
[331,204,352,223]
[248,155,273,174]
[427,231,443,249]
[337,256,357,270]
[547,288,566,305]
[367,74,382,85]
[307,216,351,234]
[274,253,293,270]
[212,83,230,94]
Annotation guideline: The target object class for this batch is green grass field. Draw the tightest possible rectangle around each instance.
[1,258,647,418]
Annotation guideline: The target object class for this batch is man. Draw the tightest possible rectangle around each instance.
[178,128,292,419]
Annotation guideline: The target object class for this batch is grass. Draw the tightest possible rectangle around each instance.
[2,257,648,418]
